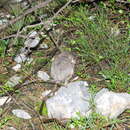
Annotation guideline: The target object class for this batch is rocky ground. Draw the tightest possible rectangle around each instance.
[0,0,130,130]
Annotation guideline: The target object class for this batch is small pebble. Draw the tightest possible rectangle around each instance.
[37,71,50,81]
[14,53,28,63]
[24,31,40,48]
[12,109,32,119]
[12,64,21,72]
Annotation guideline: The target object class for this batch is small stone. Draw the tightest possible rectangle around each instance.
[37,71,50,81]
[14,53,28,63]
[12,109,32,119]
[51,51,76,83]
[0,96,11,106]
[24,31,40,48]
[95,88,130,119]
[24,37,40,48]
[46,81,90,120]
[12,64,21,72]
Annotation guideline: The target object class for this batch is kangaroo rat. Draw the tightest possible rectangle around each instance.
[51,51,76,84]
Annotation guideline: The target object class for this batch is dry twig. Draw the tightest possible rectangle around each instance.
[0,0,53,31]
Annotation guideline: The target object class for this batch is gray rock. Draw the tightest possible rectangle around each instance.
[51,52,76,84]
[95,88,130,118]
[37,71,50,81]
[12,109,32,119]
[14,46,31,64]
[46,81,91,119]
[14,53,28,63]
[14,31,40,64]
[24,31,40,49]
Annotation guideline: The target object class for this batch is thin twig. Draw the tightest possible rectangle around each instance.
[40,0,73,49]
[0,0,53,31]
[1,34,27,40]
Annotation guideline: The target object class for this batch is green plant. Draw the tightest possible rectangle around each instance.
[0,84,14,95]
[60,6,129,91]
[35,101,48,115]
[0,40,9,57]
[99,68,129,91]
[68,112,127,130]
[89,84,98,94]
[0,116,13,128]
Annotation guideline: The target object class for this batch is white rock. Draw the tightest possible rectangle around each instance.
[0,96,11,106]
[51,52,76,83]
[37,71,50,81]
[14,53,28,63]
[24,31,40,48]
[42,90,52,98]
[5,75,22,87]
[12,109,32,119]
[12,64,21,71]
[95,88,130,119]
[46,81,91,120]
[24,37,40,48]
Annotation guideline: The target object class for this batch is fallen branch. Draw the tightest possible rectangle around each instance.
[0,0,53,31]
